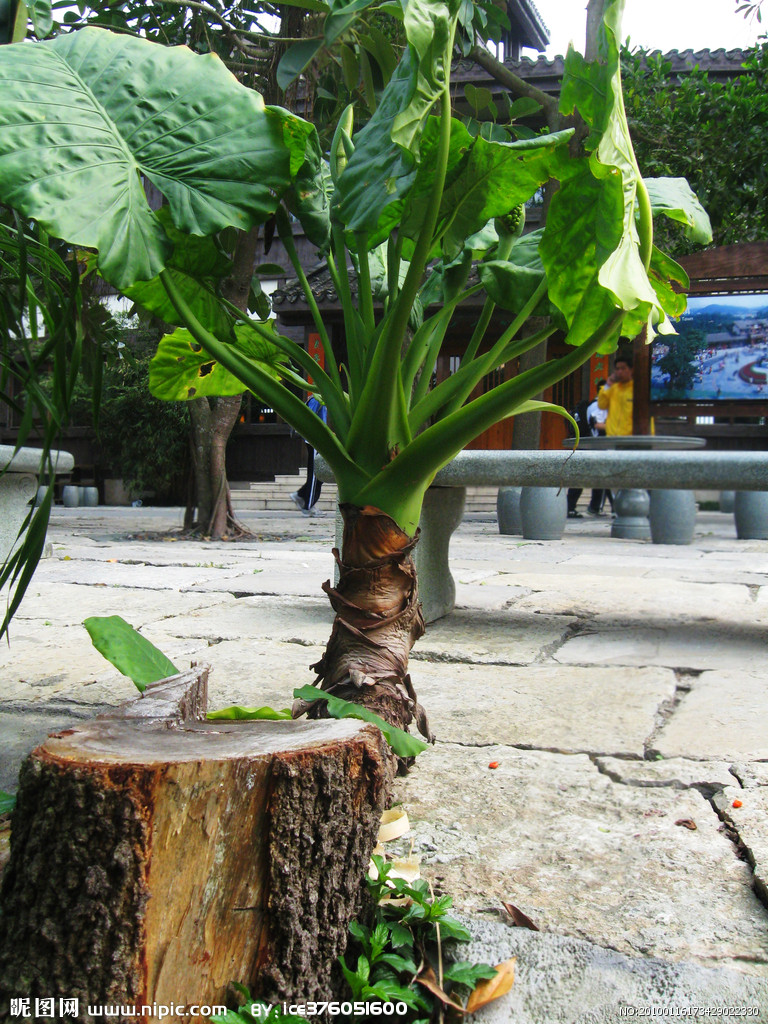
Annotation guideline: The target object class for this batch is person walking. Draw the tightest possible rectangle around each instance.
[290,395,328,516]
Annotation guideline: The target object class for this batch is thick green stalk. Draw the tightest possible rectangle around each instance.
[354,311,623,531]
[218,293,350,437]
[458,231,516,368]
[441,275,550,419]
[401,282,484,396]
[331,219,364,392]
[386,232,402,312]
[636,176,654,272]
[409,324,555,432]
[354,232,376,336]
[345,79,456,462]
[274,208,343,395]
[159,269,368,492]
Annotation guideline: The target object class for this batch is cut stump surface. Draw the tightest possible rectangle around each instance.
[0,666,392,1021]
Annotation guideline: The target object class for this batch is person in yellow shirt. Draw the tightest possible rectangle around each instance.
[597,355,634,436]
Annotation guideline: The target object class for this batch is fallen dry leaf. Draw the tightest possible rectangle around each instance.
[465,957,516,1013]
[415,965,467,1014]
[674,818,697,830]
[378,807,410,843]
[501,901,539,931]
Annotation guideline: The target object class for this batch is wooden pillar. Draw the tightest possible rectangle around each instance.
[633,328,651,435]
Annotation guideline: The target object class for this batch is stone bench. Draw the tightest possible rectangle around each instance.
[318,450,768,621]
[1,445,75,563]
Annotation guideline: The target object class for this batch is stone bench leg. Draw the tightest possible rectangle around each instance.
[734,491,768,539]
[649,489,696,545]
[0,471,38,563]
[497,486,522,535]
[611,489,651,540]
[414,485,466,623]
[520,486,566,540]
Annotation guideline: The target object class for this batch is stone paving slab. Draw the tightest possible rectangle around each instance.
[653,670,768,761]
[0,705,112,792]
[507,574,763,622]
[413,607,578,665]
[715,786,768,906]
[406,663,676,757]
[394,743,768,974]
[10,581,234,627]
[457,921,768,1023]
[2,505,767,998]
[732,763,768,789]
[594,756,736,793]
[554,622,767,672]
[148,595,334,644]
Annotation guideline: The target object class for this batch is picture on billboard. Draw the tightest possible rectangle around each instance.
[651,293,768,402]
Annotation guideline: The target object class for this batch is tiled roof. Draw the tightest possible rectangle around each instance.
[508,0,549,52]
[272,262,353,310]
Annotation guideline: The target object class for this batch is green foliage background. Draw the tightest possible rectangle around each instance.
[622,42,768,253]
[58,319,191,503]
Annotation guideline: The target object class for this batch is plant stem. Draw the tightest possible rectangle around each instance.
[275,208,343,394]
[159,269,366,490]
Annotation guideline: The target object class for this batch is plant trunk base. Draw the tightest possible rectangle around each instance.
[295,504,434,763]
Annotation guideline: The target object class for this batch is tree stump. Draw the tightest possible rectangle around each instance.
[0,666,393,1021]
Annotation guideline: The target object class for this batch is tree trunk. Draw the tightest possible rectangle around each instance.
[185,226,261,539]
[0,667,392,1020]
[296,504,433,753]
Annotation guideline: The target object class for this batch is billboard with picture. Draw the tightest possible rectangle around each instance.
[651,293,768,402]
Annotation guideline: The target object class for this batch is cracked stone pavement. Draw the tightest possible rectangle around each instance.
[1,504,767,1018]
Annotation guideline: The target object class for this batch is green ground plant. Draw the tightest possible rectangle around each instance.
[0,0,710,735]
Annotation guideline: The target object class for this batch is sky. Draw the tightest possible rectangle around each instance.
[527,0,764,58]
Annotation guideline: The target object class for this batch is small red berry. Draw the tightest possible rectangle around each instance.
[732,799,743,808]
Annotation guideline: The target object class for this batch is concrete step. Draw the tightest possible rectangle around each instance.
[230,480,500,515]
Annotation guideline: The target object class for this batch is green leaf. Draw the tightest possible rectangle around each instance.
[276,37,323,91]
[545,0,668,345]
[387,921,414,949]
[434,915,472,942]
[293,685,429,758]
[0,790,16,815]
[149,324,289,402]
[207,706,293,721]
[0,28,294,290]
[643,176,713,244]
[648,245,689,320]
[84,615,179,692]
[278,114,332,251]
[393,0,461,152]
[1,0,27,44]
[335,50,418,232]
[357,25,398,80]
[464,83,493,115]
[508,95,542,119]
[436,129,572,258]
[443,961,498,987]
[341,43,359,91]
[28,0,51,36]
[378,952,419,974]
[122,210,233,336]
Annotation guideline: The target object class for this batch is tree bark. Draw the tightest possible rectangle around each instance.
[296,505,433,755]
[0,668,392,1020]
[185,226,262,539]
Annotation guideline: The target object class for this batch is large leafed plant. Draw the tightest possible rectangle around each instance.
[0,0,710,739]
